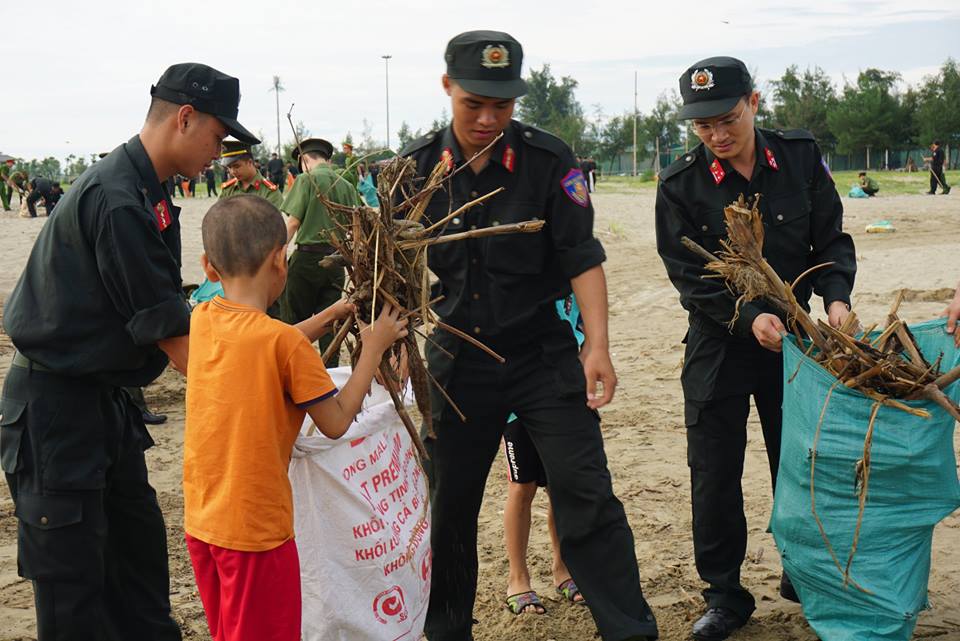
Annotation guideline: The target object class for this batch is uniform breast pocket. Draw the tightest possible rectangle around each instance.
[693,209,727,253]
[486,201,546,275]
[765,190,812,253]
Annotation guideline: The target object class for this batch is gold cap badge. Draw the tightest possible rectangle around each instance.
[690,68,715,91]
[481,44,510,69]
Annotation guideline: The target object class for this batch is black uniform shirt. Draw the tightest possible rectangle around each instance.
[932,147,945,171]
[656,128,856,339]
[267,158,284,176]
[401,120,605,346]
[4,135,190,387]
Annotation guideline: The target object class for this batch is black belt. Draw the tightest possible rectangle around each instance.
[296,243,335,255]
[12,351,52,372]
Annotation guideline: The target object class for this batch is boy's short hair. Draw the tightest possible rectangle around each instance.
[202,195,286,277]
[858,171,866,176]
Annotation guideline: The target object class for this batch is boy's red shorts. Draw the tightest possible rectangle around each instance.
[186,533,301,641]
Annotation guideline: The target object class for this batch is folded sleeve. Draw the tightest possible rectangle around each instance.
[93,203,190,346]
[548,152,606,278]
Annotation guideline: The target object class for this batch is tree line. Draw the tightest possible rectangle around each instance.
[395,58,959,172]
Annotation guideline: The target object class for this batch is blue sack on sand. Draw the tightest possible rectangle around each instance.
[848,185,869,198]
[771,319,960,641]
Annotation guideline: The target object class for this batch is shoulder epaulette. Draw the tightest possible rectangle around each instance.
[221,177,238,188]
[769,128,815,142]
[400,130,441,157]
[262,179,278,191]
[658,147,701,182]
[517,123,568,157]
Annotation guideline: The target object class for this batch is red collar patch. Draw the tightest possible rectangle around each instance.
[709,159,726,185]
[764,147,779,171]
[441,148,455,174]
[153,200,171,232]
[252,180,260,190]
[502,146,515,173]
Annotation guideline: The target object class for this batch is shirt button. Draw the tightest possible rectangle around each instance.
[40,516,49,525]
[470,225,477,230]
[452,217,461,225]
[473,326,482,334]
[470,190,478,198]
[701,224,709,232]
[685,155,693,162]
[532,216,539,221]
[776,214,784,221]
[471,258,478,264]
[472,293,480,300]
[524,131,533,138]
[492,220,500,226]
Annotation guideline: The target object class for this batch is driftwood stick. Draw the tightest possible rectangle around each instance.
[399,220,546,250]
[921,384,960,422]
[435,321,506,363]
[321,316,355,364]
[419,187,506,235]
[379,363,429,462]
[934,363,960,390]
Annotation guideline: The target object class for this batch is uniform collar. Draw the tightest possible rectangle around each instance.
[440,122,518,173]
[701,127,779,186]
[123,135,169,206]
[240,172,266,191]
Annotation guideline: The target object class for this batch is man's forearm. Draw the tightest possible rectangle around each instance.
[570,265,609,350]
[285,215,300,244]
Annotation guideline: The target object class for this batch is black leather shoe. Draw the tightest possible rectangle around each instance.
[779,573,800,603]
[692,607,744,641]
[142,409,168,425]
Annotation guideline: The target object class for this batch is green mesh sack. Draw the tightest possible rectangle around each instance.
[771,318,960,641]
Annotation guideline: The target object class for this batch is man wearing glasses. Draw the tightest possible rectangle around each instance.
[655,57,856,641]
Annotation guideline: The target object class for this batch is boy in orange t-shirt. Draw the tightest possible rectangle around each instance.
[183,195,408,641]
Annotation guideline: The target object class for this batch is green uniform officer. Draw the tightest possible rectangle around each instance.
[1,158,15,210]
[338,141,360,189]
[218,139,282,207]
[281,137,360,364]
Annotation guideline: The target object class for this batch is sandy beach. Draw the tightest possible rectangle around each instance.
[1,185,958,641]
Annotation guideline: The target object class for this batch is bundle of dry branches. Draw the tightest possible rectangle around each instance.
[298,132,544,460]
[680,194,960,419]
[681,194,960,590]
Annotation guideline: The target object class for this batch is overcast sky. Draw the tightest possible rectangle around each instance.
[3,1,959,162]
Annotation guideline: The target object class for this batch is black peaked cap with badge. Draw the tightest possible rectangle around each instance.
[292,138,334,161]
[677,56,753,120]
[445,30,527,99]
[151,62,260,144]
[220,139,253,167]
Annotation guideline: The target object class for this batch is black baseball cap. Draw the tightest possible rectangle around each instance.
[445,30,527,99]
[292,138,334,161]
[677,56,753,120]
[150,63,260,145]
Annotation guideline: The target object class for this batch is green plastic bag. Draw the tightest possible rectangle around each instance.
[771,319,960,641]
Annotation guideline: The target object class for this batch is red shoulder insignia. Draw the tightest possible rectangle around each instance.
[502,146,516,173]
[440,148,455,174]
[709,159,726,185]
[222,177,238,188]
[263,179,278,191]
[153,200,172,232]
[764,148,779,171]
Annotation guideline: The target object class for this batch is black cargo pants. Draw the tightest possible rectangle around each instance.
[682,327,784,622]
[422,321,659,641]
[0,363,181,641]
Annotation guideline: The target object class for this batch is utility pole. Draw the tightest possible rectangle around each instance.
[382,55,393,150]
[632,70,638,177]
[271,76,284,156]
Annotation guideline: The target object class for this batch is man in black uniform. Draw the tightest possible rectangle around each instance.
[924,140,951,195]
[25,176,54,217]
[655,57,856,641]
[267,151,285,192]
[0,62,259,641]
[401,31,658,641]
